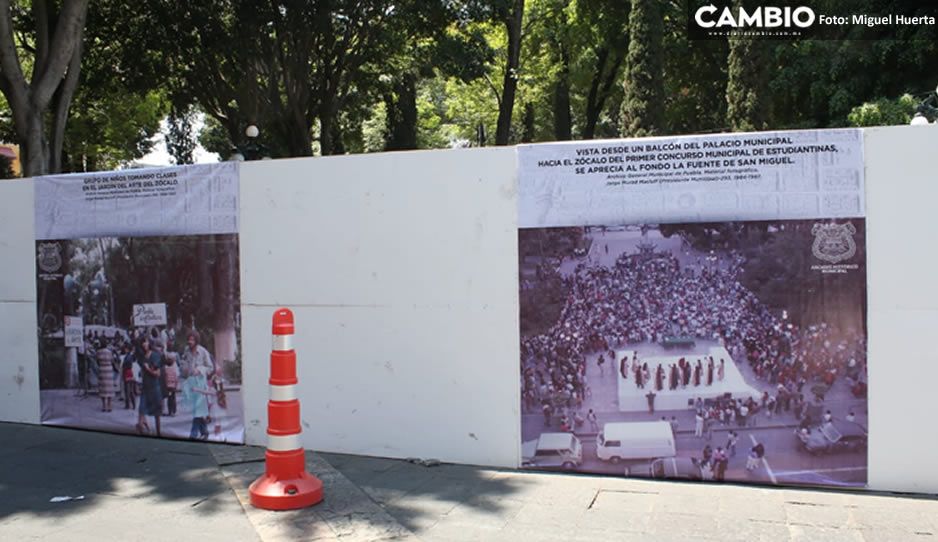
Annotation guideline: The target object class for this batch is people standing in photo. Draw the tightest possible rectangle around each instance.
[620,355,628,380]
[181,330,215,380]
[726,431,738,458]
[181,366,214,440]
[706,359,714,386]
[96,342,117,412]
[121,345,136,410]
[714,448,728,481]
[695,410,704,438]
[746,441,765,471]
[596,353,605,377]
[717,359,725,381]
[645,390,656,414]
[137,336,163,437]
[587,409,599,432]
[163,353,179,417]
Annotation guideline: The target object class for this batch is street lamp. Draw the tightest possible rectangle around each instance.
[909,84,938,125]
[228,124,270,160]
[910,113,930,126]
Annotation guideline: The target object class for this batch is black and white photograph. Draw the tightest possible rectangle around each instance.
[36,233,244,443]
[520,219,868,487]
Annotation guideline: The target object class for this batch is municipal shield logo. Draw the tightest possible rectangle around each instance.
[37,242,63,273]
[811,222,857,264]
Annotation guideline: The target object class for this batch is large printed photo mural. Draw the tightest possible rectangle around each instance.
[34,163,244,443]
[519,220,868,487]
[518,130,868,488]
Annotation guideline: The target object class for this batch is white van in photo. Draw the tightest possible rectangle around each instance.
[596,421,676,464]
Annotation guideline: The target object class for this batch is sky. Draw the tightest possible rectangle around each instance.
[137,114,220,167]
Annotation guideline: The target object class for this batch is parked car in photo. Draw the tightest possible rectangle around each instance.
[625,457,702,481]
[596,421,676,464]
[795,420,867,455]
[522,432,583,470]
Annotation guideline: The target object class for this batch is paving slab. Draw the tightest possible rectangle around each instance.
[0,423,259,542]
[213,448,418,541]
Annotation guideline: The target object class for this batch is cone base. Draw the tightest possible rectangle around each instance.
[249,471,324,510]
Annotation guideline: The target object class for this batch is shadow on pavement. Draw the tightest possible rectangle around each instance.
[0,422,257,540]
[321,452,526,536]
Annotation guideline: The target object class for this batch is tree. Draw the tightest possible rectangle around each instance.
[495,0,525,145]
[0,0,89,176]
[619,0,663,137]
[378,2,490,151]
[726,36,769,131]
[847,94,918,127]
[61,88,164,172]
[166,105,197,165]
[576,0,629,139]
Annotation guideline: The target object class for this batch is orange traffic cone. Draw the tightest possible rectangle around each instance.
[249,308,324,510]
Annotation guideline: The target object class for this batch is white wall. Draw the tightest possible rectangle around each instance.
[238,148,521,467]
[3,127,938,493]
[0,179,40,423]
[864,125,938,494]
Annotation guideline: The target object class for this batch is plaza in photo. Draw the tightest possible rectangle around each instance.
[36,233,244,443]
[520,220,868,487]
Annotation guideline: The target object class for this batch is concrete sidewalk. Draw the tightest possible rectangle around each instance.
[2,423,936,542]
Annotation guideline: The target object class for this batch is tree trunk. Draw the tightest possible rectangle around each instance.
[49,33,82,174]
[23,113,47,176]
[319,100,335,155]
[198,236,214,315]
[584,48,624,139]
[552,43,572,141]
[521,102,535,143]
[212,235,238,377]
[0,0,88,176]
[385,72,418,151]
[495,0,525,146]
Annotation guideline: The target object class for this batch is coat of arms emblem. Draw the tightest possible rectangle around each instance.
[811,222,857,264]
[37,242,63,273]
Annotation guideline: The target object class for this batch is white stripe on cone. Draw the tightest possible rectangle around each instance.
[269,383,297,402]
[272,334,294,352]
[267,433,302,452]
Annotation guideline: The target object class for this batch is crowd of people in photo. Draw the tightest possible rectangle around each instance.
[605,351,727,391]
[521,237,868,434]
[75,326,226,440]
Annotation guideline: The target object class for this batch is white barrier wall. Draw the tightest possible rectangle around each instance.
[864,126,938,494]
[239,149,521,467]
[0,179,40,424]
[1,126,938,493]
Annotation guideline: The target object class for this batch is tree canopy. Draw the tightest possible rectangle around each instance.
[0,0,934,174]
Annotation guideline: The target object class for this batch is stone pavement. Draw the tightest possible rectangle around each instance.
[0,422,259,542]
[2,422,936,542]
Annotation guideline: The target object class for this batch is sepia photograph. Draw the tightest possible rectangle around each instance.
[36,233,243,443]
[520,220,867,487]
